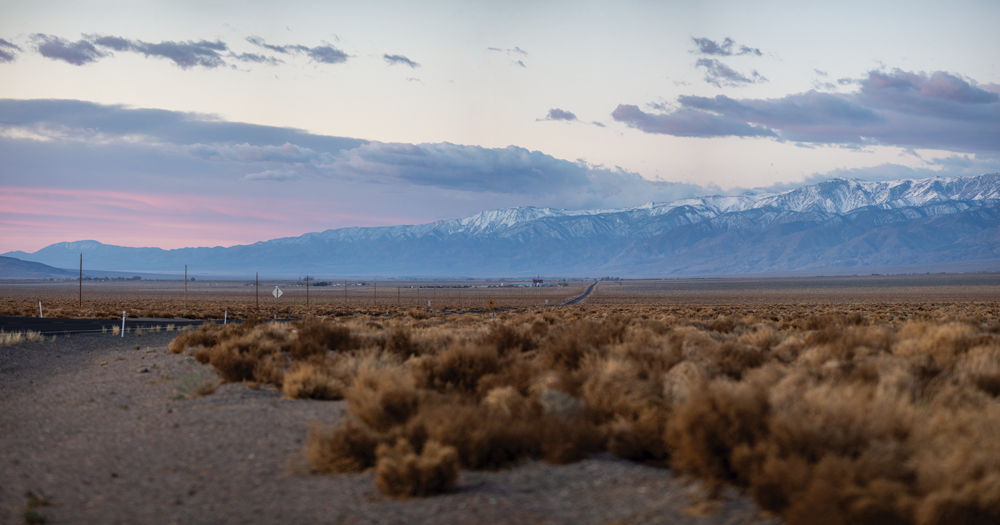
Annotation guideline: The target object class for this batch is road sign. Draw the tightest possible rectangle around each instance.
[273,286,283,298]
[488,300,494,309]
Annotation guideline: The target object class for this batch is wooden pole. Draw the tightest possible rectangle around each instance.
[184,265,187,313]
[78,253,82,307]
[256,272,259,310]
[373,281,377,305]
[397,286,400,306]
[306,275,309,307]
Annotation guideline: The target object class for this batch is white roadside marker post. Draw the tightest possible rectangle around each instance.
[224,310,227,325]
[121,311,126,338]
[39,301,43,318]
[273,286,283,320]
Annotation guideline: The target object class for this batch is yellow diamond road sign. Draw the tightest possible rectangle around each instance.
[273,286,283,298]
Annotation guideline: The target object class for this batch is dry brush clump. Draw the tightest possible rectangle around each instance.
[171,306,1000,523]
[0,330,44,346]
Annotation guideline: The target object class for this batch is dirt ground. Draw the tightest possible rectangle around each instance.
[0,331,777,524]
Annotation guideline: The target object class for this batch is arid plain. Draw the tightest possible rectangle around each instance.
[2,273,1000,524]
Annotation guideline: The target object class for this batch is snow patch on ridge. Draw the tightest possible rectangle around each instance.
[308,173,1000,244]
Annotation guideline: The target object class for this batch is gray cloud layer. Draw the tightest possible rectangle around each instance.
[689,37,766,88]
[3,97,995,236]
[17,33,349,68]
[228,52,282,65]
[539,108,578,122]
[92,35,229,69]
[691,37,762,57]
[0,38,22,63]
[611,104,776,138]
[613,68,1000,155]
[31,33,232,69]
[0,99,365,152]
[0,99,710,210]
[32,34,107,65]
[383,54,419,68]
[695,58,767,87]
[487,46,528,68]
[487,46,527,56]
[246,36,348,64]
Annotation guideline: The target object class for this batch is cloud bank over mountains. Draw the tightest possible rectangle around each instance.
[3,94,996,256]
[614,69,1000,155]
[0,99,713,228]
[1,27,996,252]
[4,92,996,210]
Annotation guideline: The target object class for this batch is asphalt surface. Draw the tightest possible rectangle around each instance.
[2,283,599,334]
[560,280,598,306]
[0,316,229,335]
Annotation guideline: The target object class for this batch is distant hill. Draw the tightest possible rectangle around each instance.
[5,174,1000,278]
[0,256,76,279]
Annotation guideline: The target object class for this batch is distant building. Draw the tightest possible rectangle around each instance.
[532,275,543,287]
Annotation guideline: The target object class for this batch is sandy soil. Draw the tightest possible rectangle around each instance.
[0,332,779,524]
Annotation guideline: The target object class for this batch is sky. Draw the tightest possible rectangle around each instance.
[1,0,998,252]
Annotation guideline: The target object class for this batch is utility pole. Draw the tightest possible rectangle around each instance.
[306,275,309,307]
[397,286,400,306]
[78,254,82,307]
[184,265,187,312]
[373,281,377,305]
[256,272,259,310]
[344,279,347,302]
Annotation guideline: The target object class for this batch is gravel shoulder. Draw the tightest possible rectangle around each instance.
[0,332,779,524]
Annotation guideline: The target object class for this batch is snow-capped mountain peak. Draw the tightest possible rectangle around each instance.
[6,173,998,277]
[415,173,1000,238]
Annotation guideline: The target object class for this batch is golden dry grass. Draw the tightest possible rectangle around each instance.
[0,330,44,346]
[167,301,1000,524]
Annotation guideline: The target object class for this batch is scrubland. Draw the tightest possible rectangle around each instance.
[168,299,1000,524]
[0,279,588,319]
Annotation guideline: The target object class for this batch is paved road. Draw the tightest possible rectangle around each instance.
[559,280,599,306]
[2,283,601,334]
[0,316,225,335]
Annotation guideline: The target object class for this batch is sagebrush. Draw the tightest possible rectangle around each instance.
[170,304,1000,524]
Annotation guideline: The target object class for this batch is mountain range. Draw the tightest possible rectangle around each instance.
[5,174,999,278]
